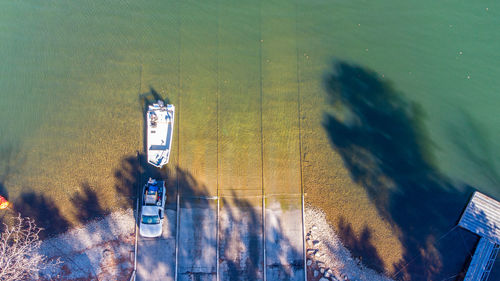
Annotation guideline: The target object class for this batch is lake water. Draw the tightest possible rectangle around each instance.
[1,0,499,279]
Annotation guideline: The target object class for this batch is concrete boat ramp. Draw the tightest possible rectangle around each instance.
[177,197,218,281]
[135,194,305,281]
[136,203,177,281]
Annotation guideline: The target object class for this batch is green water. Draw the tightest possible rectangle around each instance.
[329,0,500,194]
[1,0,499,277]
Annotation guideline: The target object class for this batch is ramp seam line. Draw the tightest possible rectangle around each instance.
[294,1,307,279]
[215,0,221,280]
[258,1,267,280]
[174,2,182,280]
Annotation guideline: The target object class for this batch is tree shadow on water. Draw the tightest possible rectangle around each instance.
[0,182,6,228]
[13,192,71,239]
[323,61,480,280]
[70,182,110,223]
[114,153,170,205]
[0,182,7,200]
[139,87,170,114]
[0,142,20,223]
[0,182,8,226]
[337,216,384,273]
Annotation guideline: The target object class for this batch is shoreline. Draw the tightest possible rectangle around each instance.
[36,206,392,281]
[39,209,135,280]
[305,207,393,281]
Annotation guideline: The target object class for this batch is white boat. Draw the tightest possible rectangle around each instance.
[147,101,175,168]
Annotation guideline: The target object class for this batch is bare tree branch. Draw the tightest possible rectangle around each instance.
[0,215,60,281]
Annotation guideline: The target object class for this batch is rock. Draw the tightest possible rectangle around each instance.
[306,259,312,266]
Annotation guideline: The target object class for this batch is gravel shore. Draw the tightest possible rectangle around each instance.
[36,207,393,280]
[305,207,393,281]
[39,209,135,280]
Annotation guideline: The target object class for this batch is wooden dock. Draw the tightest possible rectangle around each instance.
[458,191,500,281]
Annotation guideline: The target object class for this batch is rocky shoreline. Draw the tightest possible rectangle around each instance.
[38,209,135,280]
[35,207,392,280]
[305,207,393,281]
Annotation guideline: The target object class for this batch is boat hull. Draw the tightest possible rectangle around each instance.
[146,102,175,168]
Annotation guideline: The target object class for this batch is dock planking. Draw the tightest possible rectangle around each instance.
[459,192,500,244]
[459,191,500,281]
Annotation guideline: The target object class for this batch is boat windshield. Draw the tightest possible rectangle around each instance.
[141,215,160,224]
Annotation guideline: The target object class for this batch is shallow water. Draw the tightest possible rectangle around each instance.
[1,0,499,279]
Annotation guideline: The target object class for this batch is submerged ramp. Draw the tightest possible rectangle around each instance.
[177,198,218,281]
[459,191,500,281]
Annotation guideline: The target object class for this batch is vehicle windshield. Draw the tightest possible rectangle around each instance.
[141,215,160,224]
